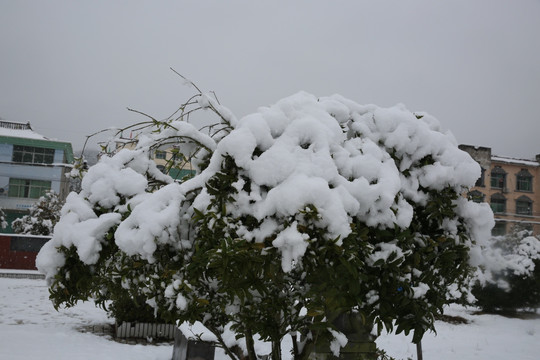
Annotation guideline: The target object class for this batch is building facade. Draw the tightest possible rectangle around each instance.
[152,148,195,180]
[459,145,540,236]
[0,120,73,232]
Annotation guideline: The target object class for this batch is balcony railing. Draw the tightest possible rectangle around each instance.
[0,121,32,131]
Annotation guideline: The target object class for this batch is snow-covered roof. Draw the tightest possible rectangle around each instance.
[491,156,539,167]
[0,120,48,141]
[0,120,74,162]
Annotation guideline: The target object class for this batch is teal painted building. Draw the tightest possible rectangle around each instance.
[0,120,73,232]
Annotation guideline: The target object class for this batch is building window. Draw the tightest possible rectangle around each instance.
[155,150,167,160]
[12,145,55,164]
[8,179,51,199]
[516,195,533,216]
[516,169,533,192]
[469,190,485,203]
[490,166,506,189]
[492,221,506,236]
[490,193,506,213]
[475,168,485,187]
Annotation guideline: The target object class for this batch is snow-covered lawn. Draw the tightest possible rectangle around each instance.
[377,306,540,360]
[0,276,172,360]
[1,276,539,360]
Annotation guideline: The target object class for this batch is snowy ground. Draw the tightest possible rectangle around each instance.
[377,305,540,360]
[1,276,539,360]
[0,276,172,360]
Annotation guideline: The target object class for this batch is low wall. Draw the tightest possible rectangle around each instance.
[0,234,50,270]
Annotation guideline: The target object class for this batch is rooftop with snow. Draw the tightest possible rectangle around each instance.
[0,120,50,140]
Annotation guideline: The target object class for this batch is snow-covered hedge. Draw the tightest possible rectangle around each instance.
[37,90,494,359]
[473,228,540,312]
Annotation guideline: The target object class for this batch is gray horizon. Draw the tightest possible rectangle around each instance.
[1,0,539,159]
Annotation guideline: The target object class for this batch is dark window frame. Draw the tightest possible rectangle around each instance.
[516,195,533,216]
[490,193,506,213]
[12,145,55,164]
[490,166,507,189]
[491,222,506,236]
[155,150,167,160]
[8,178,51,199]
[516,169,533,192]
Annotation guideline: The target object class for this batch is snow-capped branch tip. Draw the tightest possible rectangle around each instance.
[170,68,235,132]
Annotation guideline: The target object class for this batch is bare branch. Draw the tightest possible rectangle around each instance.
[127,108,159,123]
[210,91,221,105]
[170,67,203,94]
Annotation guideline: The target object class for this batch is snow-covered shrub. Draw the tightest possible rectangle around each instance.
[0,207,7,230]
[67,155,89,194]
[473,226,540,312]
[12,191,63,236]
[37,85,493,359]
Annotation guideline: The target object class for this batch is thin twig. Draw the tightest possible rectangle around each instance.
[127,108,159,122]
[210,91,221,105]
[81,127,122,155]
[170,67,203,94]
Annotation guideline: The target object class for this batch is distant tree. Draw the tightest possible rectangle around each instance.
[37,81,493,360]
[12,190,63,236]
[473,226,540,312]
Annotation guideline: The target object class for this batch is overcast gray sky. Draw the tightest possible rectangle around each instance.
[1,0,539,158]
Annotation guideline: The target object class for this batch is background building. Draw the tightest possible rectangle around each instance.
[0,120,73,232]
[152,148,195,180]
[460,145,540,236]
[111,136,195,181]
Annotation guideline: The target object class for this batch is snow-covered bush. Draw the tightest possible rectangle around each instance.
[12,191,63,236]
[0,207,7,230]
[37,85,493,359]
[67,155,89,194]
[473,226,540,312]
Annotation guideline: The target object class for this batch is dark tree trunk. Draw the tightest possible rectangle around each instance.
[245,328,258,360]
[271,339,282,360]
[310,312,377,360]
[416,340,423,360]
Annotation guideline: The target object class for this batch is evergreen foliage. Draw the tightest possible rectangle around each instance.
[37,81,492,360]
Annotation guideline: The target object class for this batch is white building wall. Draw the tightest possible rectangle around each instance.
[0,146,67,211]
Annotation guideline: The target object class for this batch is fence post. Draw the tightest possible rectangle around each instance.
[172,327,215,360]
